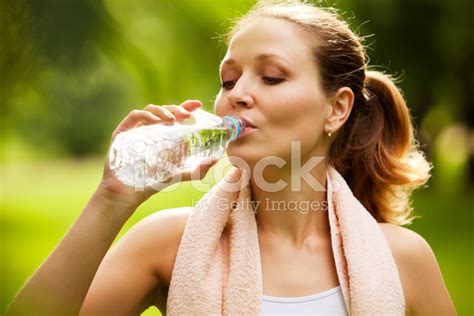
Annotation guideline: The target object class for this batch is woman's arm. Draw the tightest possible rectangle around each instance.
[5,189,139,316]
[5,100,215,316]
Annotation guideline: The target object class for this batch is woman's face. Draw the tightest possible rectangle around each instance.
[214,17,330,168]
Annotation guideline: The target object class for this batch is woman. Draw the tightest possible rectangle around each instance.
[7,1,456,315]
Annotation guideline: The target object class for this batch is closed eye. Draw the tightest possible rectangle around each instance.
[262,76,285,85]
[221,77,285,90]
[221,80,236,90]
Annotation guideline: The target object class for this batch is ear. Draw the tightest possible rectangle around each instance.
[324,87,354,135]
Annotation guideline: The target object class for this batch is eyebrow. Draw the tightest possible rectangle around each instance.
[220,53,291,67]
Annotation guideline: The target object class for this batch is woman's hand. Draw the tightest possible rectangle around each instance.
[96,99,218,209]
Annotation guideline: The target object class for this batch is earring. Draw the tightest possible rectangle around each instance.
[327,128,332,137]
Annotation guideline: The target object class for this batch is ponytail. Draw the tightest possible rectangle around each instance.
[329,71,431,225]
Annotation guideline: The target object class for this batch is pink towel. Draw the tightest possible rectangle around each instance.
[166,166,405,315]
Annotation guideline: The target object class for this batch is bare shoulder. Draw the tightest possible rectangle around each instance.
[127,206,191,250]
[133,206,192,285]
[137,206,192,236]
[378,223,427,258]
[103,206,192,284]
[378,223,456,315]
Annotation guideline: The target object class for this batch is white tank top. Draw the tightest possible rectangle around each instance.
[261,286,348,315]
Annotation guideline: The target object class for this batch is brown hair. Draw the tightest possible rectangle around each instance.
[225,0,431,225]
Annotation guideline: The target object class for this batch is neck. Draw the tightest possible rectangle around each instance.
[250,158,331,248]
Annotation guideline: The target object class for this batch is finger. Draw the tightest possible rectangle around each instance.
[163,105,193,118]
[120,109,161,130]
[179,100,202,112]
[112,110,161,139]
[143,104,176,122]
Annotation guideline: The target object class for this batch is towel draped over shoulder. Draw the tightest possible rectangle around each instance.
[166,166,405,315]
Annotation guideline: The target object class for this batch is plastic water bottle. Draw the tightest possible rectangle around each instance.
[108,108,247,189]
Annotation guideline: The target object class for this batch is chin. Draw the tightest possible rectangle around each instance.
[225,146,259,169]
[227,146,283,172]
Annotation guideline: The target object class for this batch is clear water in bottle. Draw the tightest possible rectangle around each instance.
[108,109,246,190]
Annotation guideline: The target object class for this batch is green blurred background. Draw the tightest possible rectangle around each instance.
[1,0,472,314]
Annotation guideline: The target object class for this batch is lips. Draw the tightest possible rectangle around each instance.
[240,117,257,128]
[234,116,257,139]
[239,126,257,138]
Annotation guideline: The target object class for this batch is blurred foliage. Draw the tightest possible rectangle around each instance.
[1,0,473,314]
[1,0,472,159]
[1,0,259,158]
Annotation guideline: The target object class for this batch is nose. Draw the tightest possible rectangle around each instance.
[227,77,255,109]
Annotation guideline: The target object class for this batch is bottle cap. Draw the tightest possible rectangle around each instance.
[223,116,246,141]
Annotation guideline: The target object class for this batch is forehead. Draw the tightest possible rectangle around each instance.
[222,17,312,68]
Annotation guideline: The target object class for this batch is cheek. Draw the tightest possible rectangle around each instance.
[262,95,326,155]
[264,100,325,138]
[264,81,325,124]
[275,120,321,152]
